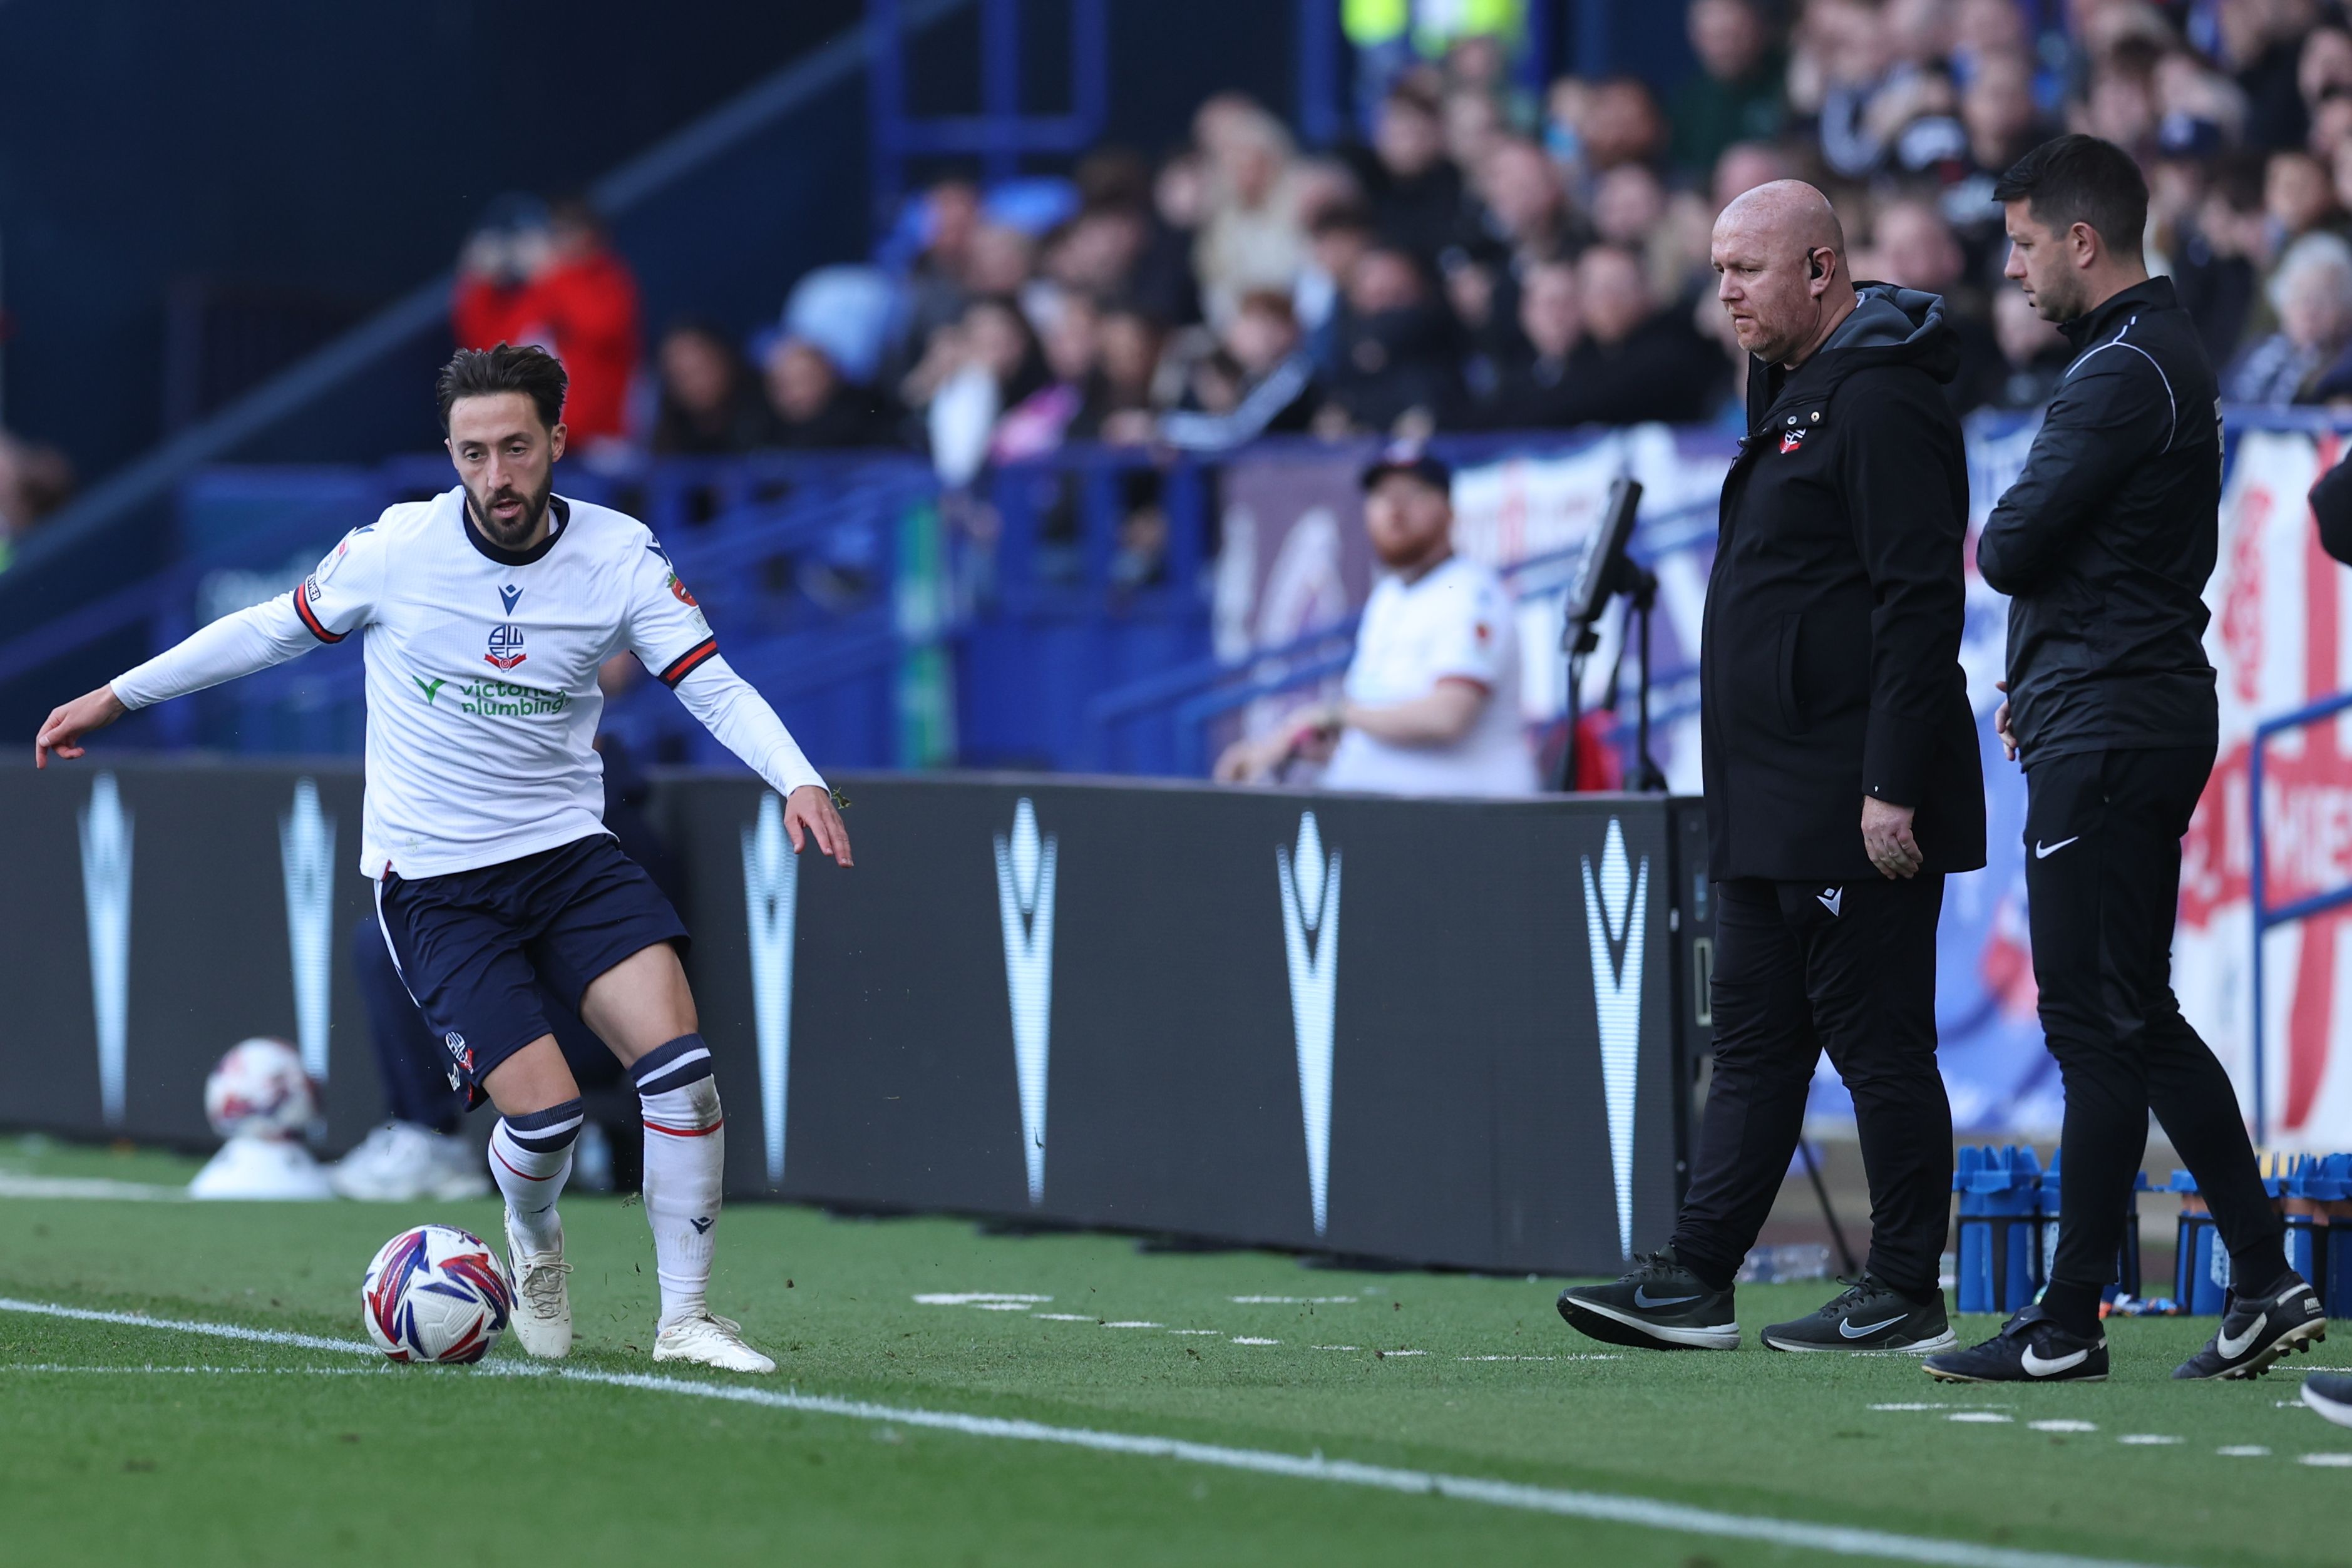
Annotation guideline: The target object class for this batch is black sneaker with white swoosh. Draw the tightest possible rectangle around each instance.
[2172,1277,2326,1380]
[1760,1274,1956,1353]
[1921,1304,2108,1383]
[1557,1249,1739,1350]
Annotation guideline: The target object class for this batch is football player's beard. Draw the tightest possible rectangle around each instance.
[471,476,553,548]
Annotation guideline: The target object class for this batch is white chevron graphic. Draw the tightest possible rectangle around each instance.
[279,778,337,1087]
[1277,812,1342,1236]
[1580,818,1649,1260]
[78,772,133,1128]
[742,794,800,1186]
[994,798,1058,1206]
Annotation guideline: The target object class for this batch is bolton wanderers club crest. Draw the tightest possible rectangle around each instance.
[485,623,527,671]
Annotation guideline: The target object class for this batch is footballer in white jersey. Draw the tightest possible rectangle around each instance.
[37,344,849,1375]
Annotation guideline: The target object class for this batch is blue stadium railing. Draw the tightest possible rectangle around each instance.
[0,430,1737,777]
[0,444,1230,775]
[18,409,2343,794]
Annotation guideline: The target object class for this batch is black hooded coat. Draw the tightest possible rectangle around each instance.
[1699,283,1988,883]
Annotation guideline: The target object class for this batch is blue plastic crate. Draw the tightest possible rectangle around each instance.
[2036,1152,2146,1303]
[2171,1171,2230,1316]
[1954,1145,2041,1315]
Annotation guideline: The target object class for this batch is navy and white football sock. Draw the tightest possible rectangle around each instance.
[632,1035,724,1330]
[490,1099,583,1254]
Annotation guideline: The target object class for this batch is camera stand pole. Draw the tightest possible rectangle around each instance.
[1624,562,1665,794]
[1558,647,1589,792]
[1557,558,1666,794]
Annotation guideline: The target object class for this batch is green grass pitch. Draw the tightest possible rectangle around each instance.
[0,1139,2342,1568]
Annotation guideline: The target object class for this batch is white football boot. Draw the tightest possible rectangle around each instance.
[652,1311,776,1374]
[331,1122,490,1202]
[502,1210,573,1360]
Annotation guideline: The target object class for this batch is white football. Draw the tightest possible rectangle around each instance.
[361,1224,514,1365]
[203,1037,319,1140]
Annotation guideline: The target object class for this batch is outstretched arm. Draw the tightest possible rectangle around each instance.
[35,594,321,767]
[1342,679,1488,747]
[672,653,853,866]
[627,536,850,866]
[35,684,128,767]
[39,520,388,767]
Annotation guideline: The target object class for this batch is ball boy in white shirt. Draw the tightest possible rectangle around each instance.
[1217,448,1537,797]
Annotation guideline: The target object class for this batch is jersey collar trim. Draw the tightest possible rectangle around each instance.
[461,492,571,566]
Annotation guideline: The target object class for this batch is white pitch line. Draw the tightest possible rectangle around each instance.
[0,1297,2180,1568]
[0,1297,377,1356]
[1,1363,397,1376]
[0,1173,189,1201]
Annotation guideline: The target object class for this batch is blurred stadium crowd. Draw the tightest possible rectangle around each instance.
[14,0,2352,571]
[445,0,2352,491]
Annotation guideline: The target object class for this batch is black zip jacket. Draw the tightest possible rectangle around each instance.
[1700,284,1987,882]
[1977,276,2222,762]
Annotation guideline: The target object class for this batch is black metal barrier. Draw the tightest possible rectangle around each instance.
[0,761,1713,1276]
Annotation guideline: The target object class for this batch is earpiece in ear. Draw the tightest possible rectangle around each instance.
[1809,254,1825,282]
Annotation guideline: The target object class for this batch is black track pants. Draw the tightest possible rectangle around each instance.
[2025,745,2284,1305]
[1670,873,1953,1297]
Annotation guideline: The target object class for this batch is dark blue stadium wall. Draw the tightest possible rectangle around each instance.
[0,0,1690,485]
[0,0,864,480]
[0,0,1693,741]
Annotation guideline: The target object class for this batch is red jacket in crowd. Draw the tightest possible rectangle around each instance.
[453,249,641,443]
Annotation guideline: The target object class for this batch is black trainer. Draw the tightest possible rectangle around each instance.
[2304,1371,2352,1429]
[1557,1249,1739,1350]
[1761,1274,1956,1354]
[1921,1304,2108,1383]
[2173,1276,2327,1380]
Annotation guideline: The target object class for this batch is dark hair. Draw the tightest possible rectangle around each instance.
[1310,203,1377,238]
[1235,289,1298,327]
[436,343,568,431]
[1384,79,1440,118]
[546,193,605,238]
[1992,134,2148,259]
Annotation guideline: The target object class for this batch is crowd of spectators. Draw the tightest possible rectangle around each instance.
[453,0,2352,483]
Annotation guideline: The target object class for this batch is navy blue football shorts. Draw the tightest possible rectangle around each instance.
[374,833,690,1095]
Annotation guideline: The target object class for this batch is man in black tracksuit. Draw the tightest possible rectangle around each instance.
[1924,136,2323,1386]
[1560,180,1985,1356]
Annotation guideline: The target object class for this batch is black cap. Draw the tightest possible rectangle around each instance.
[1359,440,1451,494]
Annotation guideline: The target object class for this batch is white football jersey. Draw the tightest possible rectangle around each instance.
[111,481,831,880]
[277,486,769,877]
[1322,554,1538,798]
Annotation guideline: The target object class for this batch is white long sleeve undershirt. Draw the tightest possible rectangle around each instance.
[111,597,314,710]
[672,652,827,800]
